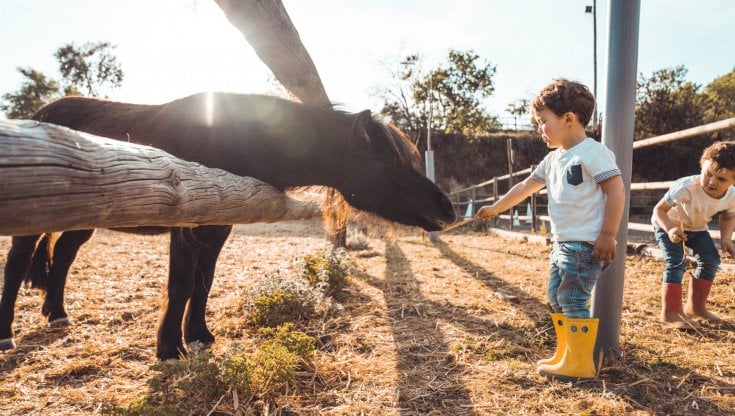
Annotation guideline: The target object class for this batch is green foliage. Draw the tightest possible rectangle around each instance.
[247,266,336,328]
[250,289,307,327]
[377,49,500,146]
[248,341,300,396]
[635,65,705,139]
[301,247,351,296]
[106,326,314,415]
[259,323,315,359]
[55,42,124,97]
[1,41,123,119]
[701,68,735,142]
[0,68,60,119]
[633,66,716,180]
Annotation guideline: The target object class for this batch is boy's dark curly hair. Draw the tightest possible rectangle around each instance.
[532,78,595,127]
[700,141,735,171]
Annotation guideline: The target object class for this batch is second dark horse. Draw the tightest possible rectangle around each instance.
[0,92,456,359]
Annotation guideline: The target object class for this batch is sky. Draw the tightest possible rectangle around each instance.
[1,0,733,126]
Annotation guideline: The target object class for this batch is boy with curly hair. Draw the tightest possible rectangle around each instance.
[654,141,735,329]
[476,78,625,381]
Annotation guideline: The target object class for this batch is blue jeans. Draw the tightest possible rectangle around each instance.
[548,241,609,318]
[653,222,719,284]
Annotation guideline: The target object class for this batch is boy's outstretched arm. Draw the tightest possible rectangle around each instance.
[475,177,544,220]
[719,213,735,258]
[595,175,626,262]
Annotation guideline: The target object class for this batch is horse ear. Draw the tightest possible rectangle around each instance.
[354,110,372,141]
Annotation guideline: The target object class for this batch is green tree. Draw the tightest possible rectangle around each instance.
[701,68,735,142]
[1,42,123,119]
[378,49,499,146]
[702,68,735,121]
[0,68,60,119]
[633,66,713,181]
[634,65,705,139]
[505,98,531,130]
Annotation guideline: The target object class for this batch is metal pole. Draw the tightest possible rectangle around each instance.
[593,0,598,130]
[426,82,438,242]
[530,165,538,233]
[592,0,640,362]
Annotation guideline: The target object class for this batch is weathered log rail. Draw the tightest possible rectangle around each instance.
[0,119,321,235]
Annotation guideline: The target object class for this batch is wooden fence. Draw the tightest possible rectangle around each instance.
[448,117,735,239]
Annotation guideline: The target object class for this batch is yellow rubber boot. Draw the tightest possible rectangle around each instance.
[536,313,565,367]
[537,317,599,381]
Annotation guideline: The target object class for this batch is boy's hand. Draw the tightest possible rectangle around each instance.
[475,205,498,220]
[722,242,735,258]
[593,233,617,262]
[667,227,687,244]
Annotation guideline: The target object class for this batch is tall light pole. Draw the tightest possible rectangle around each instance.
[426,81,438,242]
[586,1,598,130]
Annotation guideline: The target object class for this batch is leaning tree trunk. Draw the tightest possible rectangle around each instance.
[0,120,321,235]
[214,0,348,247]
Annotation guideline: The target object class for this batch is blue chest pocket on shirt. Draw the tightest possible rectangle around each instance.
[566,164,583,186]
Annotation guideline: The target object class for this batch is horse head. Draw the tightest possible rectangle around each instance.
[326,109,455,231]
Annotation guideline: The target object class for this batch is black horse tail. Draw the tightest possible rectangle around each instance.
[25,233,59,291]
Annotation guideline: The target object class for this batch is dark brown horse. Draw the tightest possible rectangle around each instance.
[0,92,455,359]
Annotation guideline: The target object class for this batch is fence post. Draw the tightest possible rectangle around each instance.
[507,138,514,231]
[530,165,537,233]
[470,186,477,217]
[492,177,499,228]
[592,0,640,363]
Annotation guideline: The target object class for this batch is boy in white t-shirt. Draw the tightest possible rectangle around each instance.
[475,78,625,381]
[653,141,735,329]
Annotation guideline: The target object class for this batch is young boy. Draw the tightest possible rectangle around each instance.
[475,78,625,381]
[653,141,735,329]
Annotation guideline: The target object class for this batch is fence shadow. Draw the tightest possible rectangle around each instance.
[351,241,479,415]
[430,238,548,322]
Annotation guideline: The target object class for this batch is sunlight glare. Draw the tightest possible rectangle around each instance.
[205,91,214,127]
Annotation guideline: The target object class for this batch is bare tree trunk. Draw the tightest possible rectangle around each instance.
[213,0,330,107]
[0,120,321,235]
[214,0,349,247]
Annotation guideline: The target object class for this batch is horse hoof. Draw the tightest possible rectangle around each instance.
[0,337,16,350]
[49,317,71,327]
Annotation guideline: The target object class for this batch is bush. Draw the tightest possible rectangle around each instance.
[247,269,333,328]
[105,325,314,415]
[300,247,351,296]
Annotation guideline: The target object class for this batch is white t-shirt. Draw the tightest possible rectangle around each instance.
[652,175,735,232]
[531,138,621,242]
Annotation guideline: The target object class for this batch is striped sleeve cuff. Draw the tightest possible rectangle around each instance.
[594,169,621,184]
[531,173,545,184]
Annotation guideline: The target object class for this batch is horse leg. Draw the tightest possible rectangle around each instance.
[0,235,43,349]
[41,230,95,325]
[183,225,232,346]
[157,227,199,360]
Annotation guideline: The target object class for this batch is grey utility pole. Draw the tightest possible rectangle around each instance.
[592,0,640,361]
[426,84,439,242]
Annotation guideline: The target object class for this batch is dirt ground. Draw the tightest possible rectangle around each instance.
[1,219,734,415]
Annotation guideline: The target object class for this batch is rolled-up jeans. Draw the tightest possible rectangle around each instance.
[653,222,719,284]
[548,241,609,318]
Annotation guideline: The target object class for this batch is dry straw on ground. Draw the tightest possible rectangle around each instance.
[1,219,734,415]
